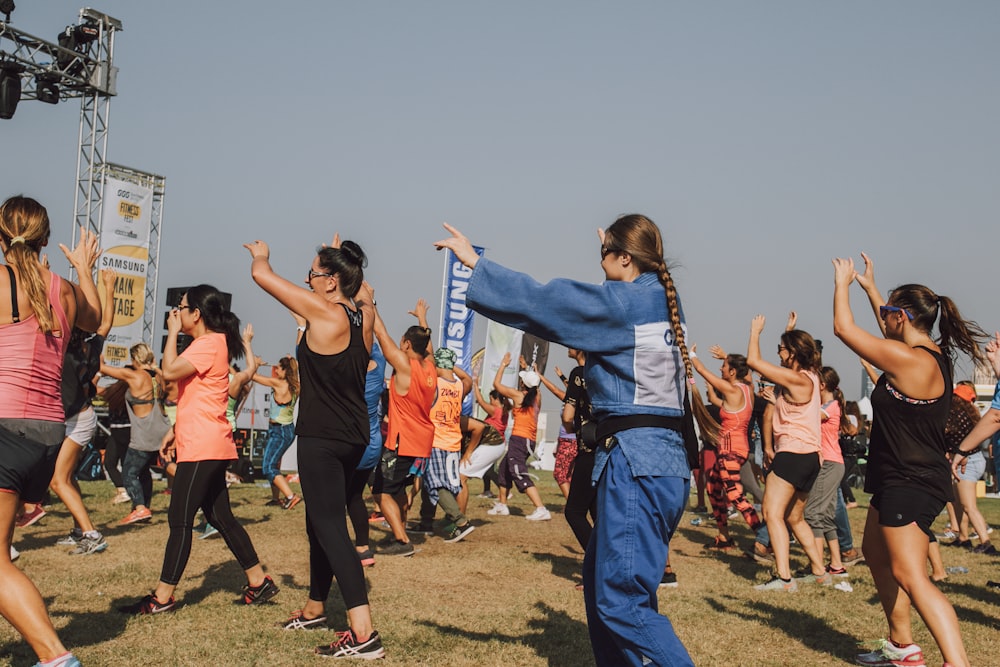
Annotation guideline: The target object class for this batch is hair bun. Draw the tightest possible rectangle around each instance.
[339,241,368,269]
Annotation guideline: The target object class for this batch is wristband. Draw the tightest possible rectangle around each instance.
[954,449,973,458]
[690,351,698,359]
[296,326,306,332]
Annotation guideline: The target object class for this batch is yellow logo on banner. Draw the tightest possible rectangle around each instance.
[102,245,149,327]
[118,201,142,219]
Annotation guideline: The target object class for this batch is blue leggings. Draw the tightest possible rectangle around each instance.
[262,422,295,483]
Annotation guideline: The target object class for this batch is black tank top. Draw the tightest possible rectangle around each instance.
[295,303,369,444]
[865,346,953,503]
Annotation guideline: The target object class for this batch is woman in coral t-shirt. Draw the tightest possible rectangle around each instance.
[119,284,277,615]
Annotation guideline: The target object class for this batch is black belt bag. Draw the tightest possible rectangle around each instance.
[584,414,685,452]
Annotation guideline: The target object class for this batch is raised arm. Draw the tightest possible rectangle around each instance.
[453,365,473,397]
[407,298,433,357]
[96,268,116,337]
[230,326,258,396]
[538,372,566,402]
[60,224,102,332]
[492,353,521,402]
[471,376,492,413]
[745,315,813,397]
[691,345,743,407]
[161,308,197,382]
[854,252,887,336]
[832,257,916,380]
[244,240,334,324]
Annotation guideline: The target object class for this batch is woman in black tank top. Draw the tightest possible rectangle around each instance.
[833,253,986,667]
[246,237,384,659]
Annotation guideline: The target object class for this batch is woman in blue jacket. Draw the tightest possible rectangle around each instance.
[436,215,695,667]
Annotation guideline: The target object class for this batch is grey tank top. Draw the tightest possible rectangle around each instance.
[126,391,172,452]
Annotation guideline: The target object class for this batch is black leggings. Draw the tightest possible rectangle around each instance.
[564,449,597,551]
[160,459,260,586]
[346,466,374,548]
[105,426,130,487]
[297,436,368,609]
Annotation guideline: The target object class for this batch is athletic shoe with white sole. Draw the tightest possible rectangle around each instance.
[525,506,551,521]
[487,503,510,516]
[754,577,798,592]
[70,533,108,555]
[855,639,925,666]
[659,571,678,588]
[57,528,84,546]
[243,575,280,605]
[443,523,476,543]
[279,610,329,630]
[316,629,385,659]
[118,593,176,615]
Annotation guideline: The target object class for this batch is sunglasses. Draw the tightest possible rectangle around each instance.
[307,269,334,282]
[879,305,913,321]
[600,245,617,260]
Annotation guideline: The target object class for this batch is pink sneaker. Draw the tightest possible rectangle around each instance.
[120,507,153,525]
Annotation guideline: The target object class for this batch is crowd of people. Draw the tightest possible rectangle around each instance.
[1,196,998,666]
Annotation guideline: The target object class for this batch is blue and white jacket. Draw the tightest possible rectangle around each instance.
[466,258,689,479]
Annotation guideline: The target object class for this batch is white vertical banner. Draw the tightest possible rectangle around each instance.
[478,319,523,408]
[98,176,153,366]
[439,246,484,414]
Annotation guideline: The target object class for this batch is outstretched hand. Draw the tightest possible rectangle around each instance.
[855,252,876,291]
[709,345,726,360]
[408,298,429,321]
[750,315,766,336]
[59,224,101,271]
[243,240,270,260]
[832,257,857,289]
[986,332,1000,376]
[433,223,479,269]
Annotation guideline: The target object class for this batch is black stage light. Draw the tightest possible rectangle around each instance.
[35,72,59,104]
[0,1,14,22]
[0,60,24,119]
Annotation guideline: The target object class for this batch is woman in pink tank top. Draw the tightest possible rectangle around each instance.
[0,195,102,667]
[746,314,829,591]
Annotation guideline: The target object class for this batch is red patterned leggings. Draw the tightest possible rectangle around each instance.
[702,446,761,532]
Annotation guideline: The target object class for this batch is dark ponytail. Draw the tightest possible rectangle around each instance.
[890,284,987,368]
[185,284,244,364]
[317,241,367,298]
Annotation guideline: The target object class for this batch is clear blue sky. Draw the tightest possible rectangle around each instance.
[3,2,998,410]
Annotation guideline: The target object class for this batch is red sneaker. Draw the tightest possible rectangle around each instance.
[15,504,46,528]
[120,507,153,525]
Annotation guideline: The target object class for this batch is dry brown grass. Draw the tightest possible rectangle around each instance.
[3,473,999,666]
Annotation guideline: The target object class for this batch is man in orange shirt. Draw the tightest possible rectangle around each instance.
[372,299,436,557]
[421,348,476,543]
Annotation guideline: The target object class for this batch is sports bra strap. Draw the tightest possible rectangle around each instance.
[4,265,19,323]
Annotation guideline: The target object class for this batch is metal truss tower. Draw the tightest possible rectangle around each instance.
[0,8,165,346]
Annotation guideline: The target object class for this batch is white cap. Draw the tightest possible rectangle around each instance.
[518,369,540,389]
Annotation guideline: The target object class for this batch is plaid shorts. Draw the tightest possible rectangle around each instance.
[424,447,462,505]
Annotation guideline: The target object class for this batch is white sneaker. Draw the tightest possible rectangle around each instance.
[525,506,551,521]
[855,639,925,666]
[487,503,510,516]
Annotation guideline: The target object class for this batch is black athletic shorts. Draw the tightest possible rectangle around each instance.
[378,447,417,497]
[770,451,821,492]
[0,421,64,502]
[870,486,945,539]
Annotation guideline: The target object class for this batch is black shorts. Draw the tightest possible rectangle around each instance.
[770,451,821,492]
[0,422,63,502]
[871,486,945,539]
[378,447,417,497]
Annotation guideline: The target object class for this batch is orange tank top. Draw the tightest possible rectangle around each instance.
[511,399,539,440]
[718,383,752,457]
[387,356,437,458]
[431,375,463,452]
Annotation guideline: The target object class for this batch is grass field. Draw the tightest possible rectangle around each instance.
[3,473,999,666]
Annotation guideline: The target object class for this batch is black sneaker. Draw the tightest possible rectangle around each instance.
[443,523,476,543]
[118,593,176,615]
[378,539,415,557]
[659,571,678,588]
[316,629,385,659]
[242,575,280,605]
[279,610,328,630]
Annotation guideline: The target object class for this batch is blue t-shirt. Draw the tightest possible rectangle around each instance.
[991,381,1000,411]
[357,340,387,471]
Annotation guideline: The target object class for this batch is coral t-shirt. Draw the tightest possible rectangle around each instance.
[175,333,237,462]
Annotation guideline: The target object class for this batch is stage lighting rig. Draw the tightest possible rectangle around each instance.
[0,59,24,119]
[35,71,58,104]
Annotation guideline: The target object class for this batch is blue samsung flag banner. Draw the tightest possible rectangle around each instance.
[440,246,485,414]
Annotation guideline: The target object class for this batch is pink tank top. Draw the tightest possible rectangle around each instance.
[0,272,71,422]
[820,400,844,464]
[772,370,821,455]
[719,383,753,457]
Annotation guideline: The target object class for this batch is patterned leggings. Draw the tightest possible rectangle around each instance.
[703,446,761,532]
